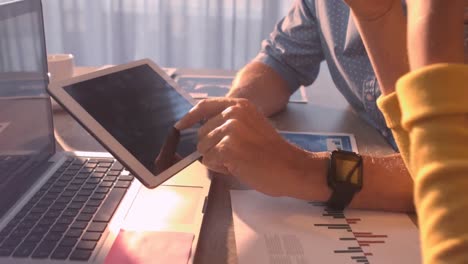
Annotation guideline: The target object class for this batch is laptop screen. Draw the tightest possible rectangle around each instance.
[63,64,198,176]
[0,0,54,217]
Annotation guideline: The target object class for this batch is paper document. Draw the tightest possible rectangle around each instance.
[231,190,421,264]
[175,75,308,103]
[279,131,358,152]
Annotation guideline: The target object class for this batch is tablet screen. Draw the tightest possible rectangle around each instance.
[63,64,197,176]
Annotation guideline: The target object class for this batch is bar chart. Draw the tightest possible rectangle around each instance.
[232,190,421,264]
[310,202,392,264]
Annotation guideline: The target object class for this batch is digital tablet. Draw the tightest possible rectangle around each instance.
[48,59,200,188]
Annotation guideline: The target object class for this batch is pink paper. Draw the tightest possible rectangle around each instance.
[105,230,194,264]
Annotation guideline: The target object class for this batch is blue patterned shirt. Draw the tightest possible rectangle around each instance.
[254,0,398,149]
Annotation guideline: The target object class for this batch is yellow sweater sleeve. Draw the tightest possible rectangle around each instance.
[376,92,413,176]
[397,64,468,264]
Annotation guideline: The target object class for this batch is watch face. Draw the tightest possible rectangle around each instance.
[329,150,363,189]
[335,158,361,184]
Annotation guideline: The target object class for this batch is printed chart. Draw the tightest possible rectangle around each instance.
[279,132,357,152]
[310,201,394,263]
[231,190,421,264]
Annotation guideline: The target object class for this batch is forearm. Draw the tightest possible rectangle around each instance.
[288,152,414,212]
[227,62,291,117]
[407,0,465,70]
[351,154,413,212]
[351,1,409,95]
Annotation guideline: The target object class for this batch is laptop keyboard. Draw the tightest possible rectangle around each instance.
[0,157,134,261]
[0,155,33,183]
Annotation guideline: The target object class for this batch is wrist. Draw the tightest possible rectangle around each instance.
[227,62,290,116]
[286,149,331,201]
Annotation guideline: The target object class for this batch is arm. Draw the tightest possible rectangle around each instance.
[289,152,414,212]
[226,62,291,117]
[407,0,465,70]
[228,0,324,116]
[398,65,468,264]
[176,98,415,212]
[399,1,468,262]
[177,1,414,212]
[345,0,409,95]
[345,0,413,171]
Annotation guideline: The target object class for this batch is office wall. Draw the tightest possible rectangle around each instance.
[42,0,293,69]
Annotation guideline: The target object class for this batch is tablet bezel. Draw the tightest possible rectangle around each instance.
[47,59,201,188]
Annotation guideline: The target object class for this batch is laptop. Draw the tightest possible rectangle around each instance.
[0,0,211,263]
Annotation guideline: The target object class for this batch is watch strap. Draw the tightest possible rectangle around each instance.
[326,181,358,210]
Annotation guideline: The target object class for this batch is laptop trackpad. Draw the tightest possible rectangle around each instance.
[122,185,204,229]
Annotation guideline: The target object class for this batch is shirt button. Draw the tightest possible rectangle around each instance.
[366,93,374,101]
[381,130,388,137]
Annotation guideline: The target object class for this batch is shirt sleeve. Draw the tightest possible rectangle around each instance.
[397,64,468,264]
[253,0,325,93]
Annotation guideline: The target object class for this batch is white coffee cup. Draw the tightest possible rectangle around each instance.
[47,54,74,83]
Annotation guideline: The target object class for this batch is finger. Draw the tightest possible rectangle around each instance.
[201,158,230,175]
[197,113,225,140]
[198,119,239,154]
[198,105,245,139]
[201,143,230,175]
[174,98,238,130]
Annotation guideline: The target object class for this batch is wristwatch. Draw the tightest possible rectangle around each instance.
[326,150,363,210]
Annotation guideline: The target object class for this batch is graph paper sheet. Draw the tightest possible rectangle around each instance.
[231,190,421,264]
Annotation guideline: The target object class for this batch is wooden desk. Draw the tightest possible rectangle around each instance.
[53,64,401,264]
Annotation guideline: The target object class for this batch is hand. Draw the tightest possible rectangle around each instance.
[175,98,316,197]
[406,0,466,70]
[343,0,399,21]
